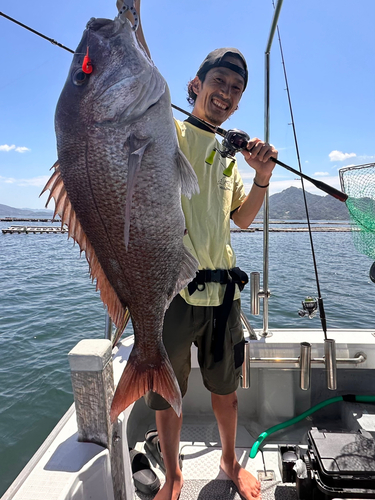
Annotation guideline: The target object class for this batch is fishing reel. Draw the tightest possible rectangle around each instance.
[298,297,318,319]
[206,129,250,176]
[218,129,250,159]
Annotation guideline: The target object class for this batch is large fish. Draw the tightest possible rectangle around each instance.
[42,16,199,420]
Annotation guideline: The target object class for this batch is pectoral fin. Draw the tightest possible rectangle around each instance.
[177,148,199,198]
[124,134,152,249]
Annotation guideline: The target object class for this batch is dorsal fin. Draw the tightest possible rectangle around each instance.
[40,163,130,336]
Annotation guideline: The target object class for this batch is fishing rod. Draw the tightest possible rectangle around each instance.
[172,104,348,203]
[1,9,347,203]
[271,5,329,340]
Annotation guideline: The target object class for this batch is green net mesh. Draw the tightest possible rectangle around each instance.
[339,163,375,259]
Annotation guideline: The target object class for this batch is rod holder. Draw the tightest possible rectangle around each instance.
[105,312,112,341]
[299,342,311,391]
[324,339,337,390]
[240,341,250,389]
[251,272,260,315]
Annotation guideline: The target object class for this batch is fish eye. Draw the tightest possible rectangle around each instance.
[72,69,88,86]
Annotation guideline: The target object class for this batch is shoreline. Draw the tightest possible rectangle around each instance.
[1,218,352,233]
[1,218,351,224]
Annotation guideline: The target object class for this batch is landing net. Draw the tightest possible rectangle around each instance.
[339,163,375,259]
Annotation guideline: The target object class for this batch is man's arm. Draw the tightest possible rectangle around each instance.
[232,138,278,229]
[116,0,151,58]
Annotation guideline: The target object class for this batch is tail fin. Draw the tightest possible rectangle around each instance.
[110,345,182,422]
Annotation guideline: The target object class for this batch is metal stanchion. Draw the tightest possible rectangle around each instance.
[105,312,113,341]
[325,339,337,390]
[300,342,311,391]
[240,341,250,389]
[251,272,260,315]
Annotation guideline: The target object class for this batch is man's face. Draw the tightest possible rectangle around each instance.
[192,55,245,126]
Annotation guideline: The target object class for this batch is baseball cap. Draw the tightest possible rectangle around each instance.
[196,48,248,90]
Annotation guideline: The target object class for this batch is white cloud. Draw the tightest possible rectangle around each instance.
[357,155,375,162]
[15,146,31,153]
[0,175,49,187]
[18,176,50,187]
[314,171,329,176]
[0,144,16,152]
[0,144,30,153]
[329,150,356,162]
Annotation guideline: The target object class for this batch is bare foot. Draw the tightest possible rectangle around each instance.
[153,473,183,500]
[220,457,261,500]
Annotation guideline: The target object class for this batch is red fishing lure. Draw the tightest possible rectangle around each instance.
[82,47,93,74]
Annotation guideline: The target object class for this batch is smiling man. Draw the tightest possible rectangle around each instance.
[189,49,248,125]
[120,2,277,500]
[148,49,276,500]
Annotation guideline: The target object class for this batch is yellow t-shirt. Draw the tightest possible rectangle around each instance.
[175,119,246,306]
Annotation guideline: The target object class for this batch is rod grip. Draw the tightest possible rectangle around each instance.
[271,157,348,202]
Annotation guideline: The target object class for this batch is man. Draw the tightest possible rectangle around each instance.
[121,2,277,499]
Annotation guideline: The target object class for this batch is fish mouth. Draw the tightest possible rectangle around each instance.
[82,17,127,48]
[86,18,113,31]
[85,17,123,36]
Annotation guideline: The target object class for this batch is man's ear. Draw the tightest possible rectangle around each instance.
[191,76,202,97]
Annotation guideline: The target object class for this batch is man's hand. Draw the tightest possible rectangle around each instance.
[232,139,278,229]
[241,138,278,185]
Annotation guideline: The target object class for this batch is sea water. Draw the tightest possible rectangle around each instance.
[0,220,374,495]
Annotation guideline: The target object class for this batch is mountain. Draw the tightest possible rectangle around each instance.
[0,204,54,218]
[264,187,349,220]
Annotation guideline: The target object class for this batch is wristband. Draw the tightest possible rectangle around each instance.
[253,179,269,188]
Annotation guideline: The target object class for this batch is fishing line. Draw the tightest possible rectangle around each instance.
[272,1,327,337]
[0,11,74,54]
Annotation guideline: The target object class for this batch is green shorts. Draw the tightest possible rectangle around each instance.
[144,294,244,411]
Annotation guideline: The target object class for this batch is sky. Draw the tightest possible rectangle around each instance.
[0,0,374,209]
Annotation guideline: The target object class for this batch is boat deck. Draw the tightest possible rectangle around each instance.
[133,417,299,500]
[129,405,375,500]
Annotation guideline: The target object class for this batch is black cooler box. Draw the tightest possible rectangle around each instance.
[297,428,375,499]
